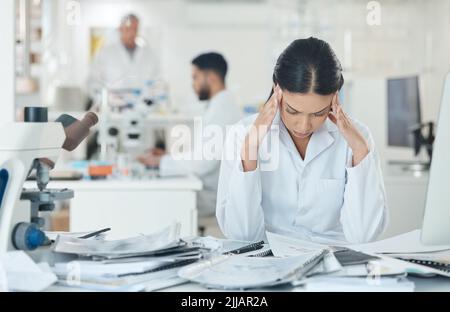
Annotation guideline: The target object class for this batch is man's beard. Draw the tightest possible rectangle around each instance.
[198,86,211,101]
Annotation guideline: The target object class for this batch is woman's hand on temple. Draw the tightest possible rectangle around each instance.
[241,85,282,171]
[328,93,369,166]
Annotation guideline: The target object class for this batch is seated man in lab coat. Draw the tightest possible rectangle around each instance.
[87,13,159,96]
[138,52,242,223]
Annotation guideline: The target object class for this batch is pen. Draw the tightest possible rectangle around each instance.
[78,227,111,239]
[225,240,265,255]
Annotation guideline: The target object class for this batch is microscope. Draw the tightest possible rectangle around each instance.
[0,107,98,254]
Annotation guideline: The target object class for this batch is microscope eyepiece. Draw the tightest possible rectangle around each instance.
[56,112,99,151]
[24,107,48,123]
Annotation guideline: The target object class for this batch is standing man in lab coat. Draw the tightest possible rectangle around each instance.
[138,52,242,228]
[87,13,159,96]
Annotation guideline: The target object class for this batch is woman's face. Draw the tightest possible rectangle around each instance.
[279,89,335,140]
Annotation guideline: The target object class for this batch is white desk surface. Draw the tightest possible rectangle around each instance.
[163,276,450,292]
[24,175,203,191]
[47,276,450,292]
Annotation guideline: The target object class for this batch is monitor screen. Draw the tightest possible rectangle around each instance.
[387,76,421,147]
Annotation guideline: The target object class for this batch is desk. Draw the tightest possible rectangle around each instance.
[166,277,450,292]
[47,276,450,292]
[24,176,202,238]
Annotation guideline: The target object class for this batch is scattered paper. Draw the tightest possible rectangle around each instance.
[45,231,107,241]
[52,259,170,279]
[178,250,326,290]
[351,230,450,254]
[0,261,7,292]
[0,251,57,292]
[56,266,184,292]
[266,231,342,275]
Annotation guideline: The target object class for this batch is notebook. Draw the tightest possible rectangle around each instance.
[248,249,274,257]
[399,258,450,274]
[331,246,380,266]
[178,249,328,290]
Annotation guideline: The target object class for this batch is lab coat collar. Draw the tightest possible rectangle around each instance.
[204,89,230,110]
[210,89,230,104]
[276,113,337,166]
[119,42,144,63]
[304,119,336,165]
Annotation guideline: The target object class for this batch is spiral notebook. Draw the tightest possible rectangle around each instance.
[401,258,450,274]
[248,249,274,257]
[178,249,328,289]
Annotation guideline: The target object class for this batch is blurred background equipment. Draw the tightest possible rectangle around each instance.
[387,76,435,171]
[387,76,421,149]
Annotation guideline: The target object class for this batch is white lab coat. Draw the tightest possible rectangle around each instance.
[159,90,242,216]
[87,41,159,96]
[216,111,388,244]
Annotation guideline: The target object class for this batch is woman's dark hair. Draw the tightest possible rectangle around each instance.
[268,37,344,100]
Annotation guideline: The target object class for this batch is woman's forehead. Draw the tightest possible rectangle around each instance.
[282,91,333,113]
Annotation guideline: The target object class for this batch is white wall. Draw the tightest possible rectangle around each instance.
[42,0,274,109]
[0,0,15,122]
[40,0,450,112]
[38,0,450,148]
[271,0,450,123]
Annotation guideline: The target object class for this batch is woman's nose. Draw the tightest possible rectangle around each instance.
[296,116,312,132]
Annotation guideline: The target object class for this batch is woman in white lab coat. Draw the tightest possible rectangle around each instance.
[216,37,388,244]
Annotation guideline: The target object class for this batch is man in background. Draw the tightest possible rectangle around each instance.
[138,52,242,234]
[87,13,159,96]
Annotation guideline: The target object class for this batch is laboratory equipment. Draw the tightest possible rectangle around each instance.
[387,76,421,148]
[0,107,98,254]
[387,76,435,171]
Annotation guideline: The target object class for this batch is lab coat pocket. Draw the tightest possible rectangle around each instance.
[294,178,346,232]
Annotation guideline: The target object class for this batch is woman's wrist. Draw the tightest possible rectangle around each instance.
[351,145,369,166]
[241,136,259,172]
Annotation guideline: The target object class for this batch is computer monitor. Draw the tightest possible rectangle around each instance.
[421,73,450,245]
[387,76,421,148]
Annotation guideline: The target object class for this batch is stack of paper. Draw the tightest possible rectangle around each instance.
[53,223,181,259]
[50,223,217,291]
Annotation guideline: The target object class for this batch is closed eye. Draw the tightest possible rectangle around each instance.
[313,111,328,117]
[285,107,298,115]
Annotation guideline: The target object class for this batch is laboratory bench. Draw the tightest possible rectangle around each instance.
[24,175,203,239]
